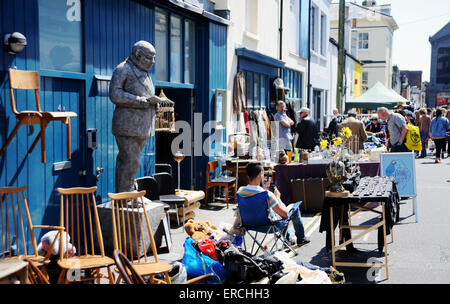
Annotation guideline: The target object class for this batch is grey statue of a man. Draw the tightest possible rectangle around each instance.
[109,41,165,193]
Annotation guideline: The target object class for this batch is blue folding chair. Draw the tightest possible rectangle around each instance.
[236,191,299,256]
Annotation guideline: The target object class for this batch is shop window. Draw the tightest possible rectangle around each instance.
[39,0,83,72]
[253,74,260,108]
[184,20,196,84]
[155,8,169,81]
[283,69,302,107]
[246,72,253,108]
[243,71,269,108]
[170,15,183,83]
[155,7,195,84]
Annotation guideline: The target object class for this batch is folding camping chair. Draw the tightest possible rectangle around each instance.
[236,191,298,256]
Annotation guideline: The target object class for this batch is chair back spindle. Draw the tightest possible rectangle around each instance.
[0,186,39,258]
[109,191,159,264]
[57,187,105,261]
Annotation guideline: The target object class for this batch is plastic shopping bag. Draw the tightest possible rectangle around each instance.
[405,123,422,151]
[181,237,229,282]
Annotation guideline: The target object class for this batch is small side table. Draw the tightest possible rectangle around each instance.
[0,260,29,284]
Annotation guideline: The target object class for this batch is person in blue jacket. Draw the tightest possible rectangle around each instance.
[430,108,450,163]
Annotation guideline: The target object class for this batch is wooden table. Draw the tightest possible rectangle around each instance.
[320,177,400,281]
[161,190,204,226]
[0,260,29,284]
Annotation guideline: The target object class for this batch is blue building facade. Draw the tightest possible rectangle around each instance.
[0,0,227,248]
[428,22,450,107]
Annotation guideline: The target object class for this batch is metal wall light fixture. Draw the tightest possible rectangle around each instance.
[4,32,27,54]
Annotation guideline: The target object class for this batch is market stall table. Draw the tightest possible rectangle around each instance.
[274,161,380,204]
[319,176,400,280]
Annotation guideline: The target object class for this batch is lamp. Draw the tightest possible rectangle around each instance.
[4,32,27,54]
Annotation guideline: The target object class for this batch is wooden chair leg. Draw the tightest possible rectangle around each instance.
[226,186,229,209]
[66,118,71,160]
[165,271,171,284]
[115,273,123,284]
[108,267,115,284]
[205,187,209,206]
[39,120,49,163]
[0,120,23,156]
[57,269,67,284]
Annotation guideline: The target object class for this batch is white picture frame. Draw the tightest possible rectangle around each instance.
[380,152,418,222]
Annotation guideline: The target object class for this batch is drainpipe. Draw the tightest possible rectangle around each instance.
[279,0,284,62]
[307,0,311,108]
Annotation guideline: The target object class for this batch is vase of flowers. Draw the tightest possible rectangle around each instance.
[321,127,359,197]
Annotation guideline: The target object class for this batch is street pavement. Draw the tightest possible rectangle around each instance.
[161,153,450,284]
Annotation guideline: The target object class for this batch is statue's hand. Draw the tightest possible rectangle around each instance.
[147,96,174,106]
[147,96,164,105]
[136,96,151,107]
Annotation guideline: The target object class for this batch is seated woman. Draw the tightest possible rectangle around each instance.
[365,114,387,144]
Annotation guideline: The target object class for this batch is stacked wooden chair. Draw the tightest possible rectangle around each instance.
[56,187,115,284]
[108,190,173,284]
[0,186,65,281]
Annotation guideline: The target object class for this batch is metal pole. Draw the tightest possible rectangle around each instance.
[336,0,346,113]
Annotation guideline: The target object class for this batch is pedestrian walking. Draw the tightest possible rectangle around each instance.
[417,108,431,158]
[430,108,450,163]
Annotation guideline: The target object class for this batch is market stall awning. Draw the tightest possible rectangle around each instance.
[345,82,409,111]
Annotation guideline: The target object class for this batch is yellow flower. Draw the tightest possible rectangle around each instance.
[342,127,352,138]
[333,137,343,146]
[320,140,328,149]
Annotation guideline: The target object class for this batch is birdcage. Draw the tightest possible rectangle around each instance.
[155,89,175,132]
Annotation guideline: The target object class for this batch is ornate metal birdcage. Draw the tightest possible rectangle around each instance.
[155,89,175,132]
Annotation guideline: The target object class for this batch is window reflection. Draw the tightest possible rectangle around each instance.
[184,20,196,84]
[39,0,82,72]
[155,8,168,81]
[170,15,182,83]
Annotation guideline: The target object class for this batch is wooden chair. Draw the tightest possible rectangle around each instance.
[113,249,147,284]
[113,249,214,285]
[23,257,50,284]
[0,186,65,277]
[205,160,237,208]
[56,187,115,284]
[0,69,77,163]
[108,190,173,284]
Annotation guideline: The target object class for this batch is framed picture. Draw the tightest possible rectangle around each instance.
[380,152,417,197]
[214,89,227,124]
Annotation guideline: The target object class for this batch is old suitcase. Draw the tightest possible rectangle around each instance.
[291,178,307,211]
[291,178,329,213]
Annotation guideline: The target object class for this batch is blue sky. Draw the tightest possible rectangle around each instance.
[388,0,450,81]
[335,0,450,82]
